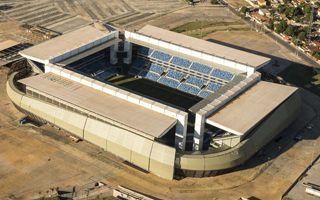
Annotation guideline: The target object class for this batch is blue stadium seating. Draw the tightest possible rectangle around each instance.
[190,62,213,74]
[145,71,161,81]
[138,46,154,56]
[207,82,221,92]
[185,76,206,88]
[166,69,184,80]
[170,56,192,68]
[151,50,172,62]
[198,90,212,98]
[131,58,147,69]
[149,63,165,75]
[128,67,141,75]
[211,69,234,81]
[158,77,180,88]
[178,83,201,96]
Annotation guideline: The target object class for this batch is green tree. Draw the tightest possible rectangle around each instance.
[313,51,320,60]
[285,7,295,18]
[240,6,249,14]
[210,0,219,4]
[275,20,287,34]
[268,19,275,30]
[284,25,294,36]
[297,31,306,41]
[278,5,286,13]
[293,7,303,16]
[303,4,311,15]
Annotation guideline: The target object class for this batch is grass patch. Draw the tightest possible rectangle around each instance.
[171,20,244,33]
[186,26,251,38]
[278,63,320,96]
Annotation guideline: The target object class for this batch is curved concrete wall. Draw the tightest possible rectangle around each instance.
[176,91,301,172]
[7,73,176,180]
[7,72,301,179]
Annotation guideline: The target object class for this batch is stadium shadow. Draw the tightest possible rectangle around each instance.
[206,39,320,96]
[206,38,313,67]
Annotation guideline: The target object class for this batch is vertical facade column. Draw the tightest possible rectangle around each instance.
[123,41,132,65]
[246,67,255,77]
[193,111,206,151]
[175,112,188,151]
[110,43,118,65]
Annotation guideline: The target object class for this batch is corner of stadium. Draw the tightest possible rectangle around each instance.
[6,22,301,180]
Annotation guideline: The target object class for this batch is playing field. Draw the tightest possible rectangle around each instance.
[107,75,201,111]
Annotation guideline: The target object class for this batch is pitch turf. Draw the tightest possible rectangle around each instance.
[107,75,201,111]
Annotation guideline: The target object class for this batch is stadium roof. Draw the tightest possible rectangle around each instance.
[19,73,177,139]
[20,25,111,63]
[137,25,270,68]
[206,81,298,136]
[0,40,19,51]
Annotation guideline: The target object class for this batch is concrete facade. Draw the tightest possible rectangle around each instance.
[7,72,176,180]
[45,63,189,150]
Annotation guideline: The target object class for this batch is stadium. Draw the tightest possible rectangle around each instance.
[6,23,301,180]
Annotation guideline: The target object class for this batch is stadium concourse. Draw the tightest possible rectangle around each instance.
[7,23,301,180]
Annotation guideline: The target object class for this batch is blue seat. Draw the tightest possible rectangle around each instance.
[170,56,192,68]
[185,76,206,88]
[190,62,213,74]
[128,67,141,75]
[138,46,154,56]
[151,50,172,62]
[198,90,212,98]
[211,69,234,81]
[149,63,165,75]
[131,58,147,69]
[145,71,161,81]
[129,58,148,75]
[158,77,180,88]
[166,69,185,81]
[207,82,221,92]
[178,83,201,96]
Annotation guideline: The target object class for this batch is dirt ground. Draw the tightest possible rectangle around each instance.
[226,0,250,8]
[0,67,320,200]
[0,2,320,200]
[138,6,240,30]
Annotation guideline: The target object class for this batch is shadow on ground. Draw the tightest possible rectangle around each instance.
[207,38,320,96]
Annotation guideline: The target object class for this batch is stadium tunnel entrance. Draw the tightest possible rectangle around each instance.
[202,123,240,152]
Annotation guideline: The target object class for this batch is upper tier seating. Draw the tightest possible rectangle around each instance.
[190,62,212,74]
[151,51,172,62]
[170,56,192,68]
[138,46,154,56]
[149,63,165,75]
[142,71,161,81]
[131,46,237,98]
[211,69,234,81]
[166,69,185,81]
[185,76,207,88]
